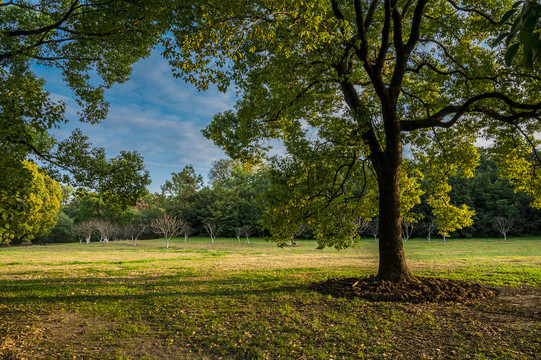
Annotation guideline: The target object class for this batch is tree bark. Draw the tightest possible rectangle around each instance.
[372,111,415,282]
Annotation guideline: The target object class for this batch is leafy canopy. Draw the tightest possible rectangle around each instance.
[166,1,540,250]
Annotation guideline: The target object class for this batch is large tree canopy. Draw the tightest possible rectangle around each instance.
[165,0,541,282]
[1,0,169,209]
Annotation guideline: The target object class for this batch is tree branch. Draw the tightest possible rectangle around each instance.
[375,0,392,72]
[402,93,541,131]
[330,0,345,21]
[365,0,381,31]
[7,138,72,172]
[445,0,498,25]
[7,0,80,37]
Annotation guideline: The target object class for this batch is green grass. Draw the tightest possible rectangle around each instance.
[0,237,539,359]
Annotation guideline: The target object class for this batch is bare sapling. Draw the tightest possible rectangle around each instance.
[424,219,436,244]
[493,217,513,241]
[181,223,193,243]
[150,214,183,249]
[205,222,222,244]
[241,225,253,244]
[234,227,243,242]
[367,221,379,242]
[401,220,414,244]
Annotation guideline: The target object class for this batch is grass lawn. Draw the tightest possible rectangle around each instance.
[0,237,539,359]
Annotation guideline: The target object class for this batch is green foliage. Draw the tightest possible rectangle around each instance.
[158,159,270,237]
[494,1,541,67]
[1,0,166,208]
[40,211,74,243]
[444,155,541,237]
[72,192,134,225]
[161,165,203,199]
[0,160,61,244]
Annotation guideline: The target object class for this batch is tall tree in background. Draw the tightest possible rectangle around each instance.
[161,165,203,200]
[1,0,168,209]
[166,0,541,282]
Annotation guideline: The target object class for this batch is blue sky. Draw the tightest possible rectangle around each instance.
[40,50,237,193]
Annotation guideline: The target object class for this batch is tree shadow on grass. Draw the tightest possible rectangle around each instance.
[0,274,309,306]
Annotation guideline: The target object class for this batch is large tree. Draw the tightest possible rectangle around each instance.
[165,0,541,281]
[1,0,168,209]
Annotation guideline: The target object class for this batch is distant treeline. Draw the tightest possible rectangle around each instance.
[38,157,541,244]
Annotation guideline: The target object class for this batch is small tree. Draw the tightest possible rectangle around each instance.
[493,217,513,241]
[434,204,474,243]
[401,219,415,244]
[150,214,183,249]
[131,222,147,246]
[367,221,379,243]
[288,223,307,246]
[234,227,243,242]
[73,220,95,244]
[423,219,437,244]
[241,225,253,244]
[94,219,114,243]
[205,222,222,244]
[354,217,371,238]
[180,222,193,243]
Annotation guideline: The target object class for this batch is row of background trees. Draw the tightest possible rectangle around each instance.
[20,153,541,246]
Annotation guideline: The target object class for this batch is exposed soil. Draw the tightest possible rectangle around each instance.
[309,276,501,303]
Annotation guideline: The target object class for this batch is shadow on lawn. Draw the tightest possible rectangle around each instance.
[0,274,309,306]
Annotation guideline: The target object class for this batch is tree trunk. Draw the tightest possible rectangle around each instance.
[372,112,415,282]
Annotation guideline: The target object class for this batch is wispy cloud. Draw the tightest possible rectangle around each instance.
[42,49,233,192]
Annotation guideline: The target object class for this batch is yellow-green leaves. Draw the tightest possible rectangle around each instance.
[0,160,61,244]
[491,132,541,209]
[414,132,479,237]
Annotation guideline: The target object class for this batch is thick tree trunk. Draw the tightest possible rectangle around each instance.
[375,157,414,282]
[372,110,415,282]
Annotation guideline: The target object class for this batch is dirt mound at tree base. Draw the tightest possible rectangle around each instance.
[310,276,499,303]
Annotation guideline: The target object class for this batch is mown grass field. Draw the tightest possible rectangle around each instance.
[0,237,539,359]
